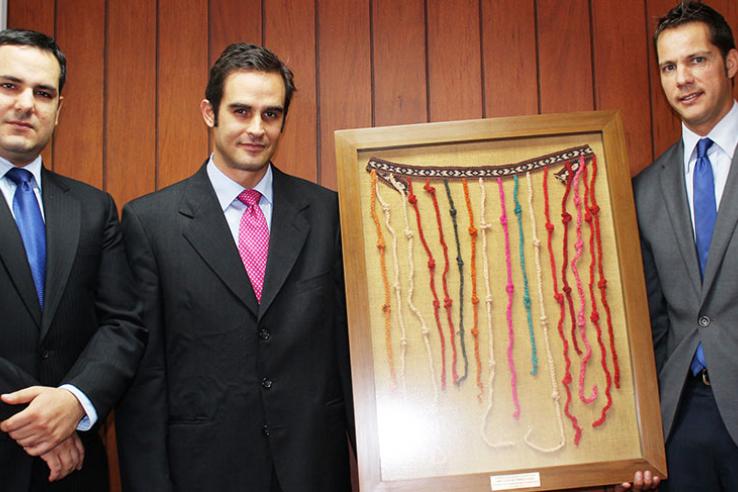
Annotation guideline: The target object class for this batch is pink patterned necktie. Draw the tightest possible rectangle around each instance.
[237,189,270,302]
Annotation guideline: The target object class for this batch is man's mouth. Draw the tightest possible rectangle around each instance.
[6,120,33,130]
[240,142,265,152]
[678,91,703,104]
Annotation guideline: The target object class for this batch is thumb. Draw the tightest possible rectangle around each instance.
[1,386,44,404]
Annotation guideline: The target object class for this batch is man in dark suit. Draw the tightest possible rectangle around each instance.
[115,44,354,492]
[625,2,738,491]
[0,29,146,490]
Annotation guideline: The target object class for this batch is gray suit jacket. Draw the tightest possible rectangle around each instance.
[633,141,738,446]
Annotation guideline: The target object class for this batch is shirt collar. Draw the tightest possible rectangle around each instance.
[206,154,273,211]
[683,101,738,173]
[0,155,44,190]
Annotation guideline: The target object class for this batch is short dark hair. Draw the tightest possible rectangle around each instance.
[0,29,67,93]
[205,43,295,127]
[655,1,736,59]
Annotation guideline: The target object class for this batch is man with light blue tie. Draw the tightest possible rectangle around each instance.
[629,1,738,490]
[0,29,146,490]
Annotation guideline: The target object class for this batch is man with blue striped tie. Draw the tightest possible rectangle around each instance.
[0,29,146,490]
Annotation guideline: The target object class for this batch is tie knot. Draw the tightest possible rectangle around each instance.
[238,189,261,208]
[5,167,34,186]
[697,138,713,159]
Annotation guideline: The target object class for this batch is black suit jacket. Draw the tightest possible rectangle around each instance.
[116,164,354,492]
[0,169,147,491]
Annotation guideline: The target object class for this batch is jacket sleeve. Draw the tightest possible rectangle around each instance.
[61,192,147,420]
[115,204,173,492]
[334,220,356,452]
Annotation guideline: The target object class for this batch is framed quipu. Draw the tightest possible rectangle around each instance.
[335,111,666,491]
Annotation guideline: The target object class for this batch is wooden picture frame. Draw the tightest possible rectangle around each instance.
[335,111,666,491]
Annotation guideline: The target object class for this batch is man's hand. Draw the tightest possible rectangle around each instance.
[0,386,85,456]
[615,470,661,491]
[40,432,85,482]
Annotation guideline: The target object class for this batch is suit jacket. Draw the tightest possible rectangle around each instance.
[115,164,354,492]
[0,168,147,491]
[633,141,738,446]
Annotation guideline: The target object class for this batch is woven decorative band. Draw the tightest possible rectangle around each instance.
[366,145,593,190]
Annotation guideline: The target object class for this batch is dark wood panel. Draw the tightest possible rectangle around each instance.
[7,0,54,32]
[264,0,318,182]
[7,0,55,167]
[317,0,372,189]
[158,0,209,188]
[53,0,105,188]
[209,0,262,65]
[646,0,681,160]
[482,0,538,117]
[106,0,156,207]
[426,0,482,121]
[592,0,653,174]
[372,0,427,125]
[710,0,738,97]
[537,0,594,113]
[104,2,157,487]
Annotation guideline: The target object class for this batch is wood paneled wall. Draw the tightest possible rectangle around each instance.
[7,0,738,490]
[10,0,738,201]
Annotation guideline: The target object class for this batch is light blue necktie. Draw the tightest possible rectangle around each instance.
[691,138,715,375]
[6,167,46,307]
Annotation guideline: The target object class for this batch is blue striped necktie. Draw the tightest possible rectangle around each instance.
[691,137,715,375]
[6,167,46,307]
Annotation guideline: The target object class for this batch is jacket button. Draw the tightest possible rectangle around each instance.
[259,329,271,341]
[41,351,50,360]
[262,424,270,437]
[698,315,711,327]
[261,378,273,389]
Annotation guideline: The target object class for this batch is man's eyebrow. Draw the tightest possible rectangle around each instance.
[35,84,58,94]
[227,103,284,112]
[687,50,712,58]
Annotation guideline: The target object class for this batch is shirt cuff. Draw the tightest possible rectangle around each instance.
[59,384,98,431]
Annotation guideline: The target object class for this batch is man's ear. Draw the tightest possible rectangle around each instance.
[726,48,738,80]
[200,99,215,128]
[54,96,64,126]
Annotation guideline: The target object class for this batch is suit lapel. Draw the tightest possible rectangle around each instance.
[41,170,80,339]
[0,186,42,326]
[702,147,738,298]
[659,143,702,297]
[181,165,259,316]
[258,168,309,320]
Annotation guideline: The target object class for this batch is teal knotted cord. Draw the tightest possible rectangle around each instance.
[513,175,539,375]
